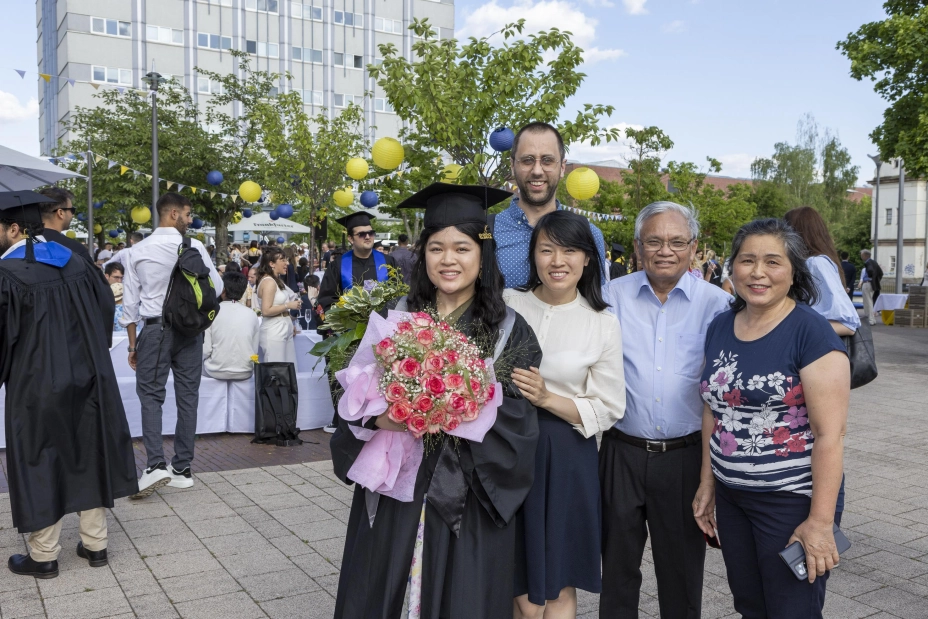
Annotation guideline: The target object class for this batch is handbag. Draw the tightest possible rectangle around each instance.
[253,361,303,446]
[842,321,877,389]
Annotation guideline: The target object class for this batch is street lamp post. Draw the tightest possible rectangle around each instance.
[868,155,882,264]
[896,159,905,294]
[142,66,164,228]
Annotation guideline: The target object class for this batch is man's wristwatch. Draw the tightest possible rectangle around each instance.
[127,347,136,352]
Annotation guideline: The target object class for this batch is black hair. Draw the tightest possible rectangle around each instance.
[156,192,191,219]
[728,218,819,313]
[839,250,849,260]
[256,246,286,290]
[398,233,409,244]
[130,232,144,243]
[407,222,507,355]
[37,187,75,218]
[304,274,320,288]
[520,210,608,311]
[224,261,242,273]
[105,262,125,276]
[222,271,248,301]
[511,122,566,161]
[298,256,308,267]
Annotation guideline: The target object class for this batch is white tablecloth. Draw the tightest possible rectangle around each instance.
[0,331,333,449]
[874,293,909,311]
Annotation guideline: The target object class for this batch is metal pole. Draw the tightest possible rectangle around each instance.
[896,160,905,294]
[868,155,881,264]
[145,66,163,229]
[86,138,93,254]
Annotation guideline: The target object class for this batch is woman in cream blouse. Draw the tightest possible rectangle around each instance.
[506,210,626,619]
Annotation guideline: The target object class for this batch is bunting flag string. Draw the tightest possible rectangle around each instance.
[8,68,154,97]
[563,205,624,222]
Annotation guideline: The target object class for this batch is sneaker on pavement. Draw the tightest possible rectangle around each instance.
[130,463,171,500]
[323,423,337,434]
[168,465,194,489]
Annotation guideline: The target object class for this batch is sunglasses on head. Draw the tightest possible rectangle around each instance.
[352,230,376,239]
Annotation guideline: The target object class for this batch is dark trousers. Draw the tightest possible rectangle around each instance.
[715,482,842,619]
[135,326,203,470]
[599,430,705,619]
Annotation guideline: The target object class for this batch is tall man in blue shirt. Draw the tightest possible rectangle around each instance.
[494,122,607,288]
[602,202,731,618]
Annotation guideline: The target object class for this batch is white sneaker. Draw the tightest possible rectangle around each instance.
[131,464,172,499]
[168,465,194,489]
[323,424,337,434]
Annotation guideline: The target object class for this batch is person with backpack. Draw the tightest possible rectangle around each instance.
[121,192,223,498]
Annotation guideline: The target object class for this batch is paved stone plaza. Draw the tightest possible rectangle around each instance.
[0,322,926,618]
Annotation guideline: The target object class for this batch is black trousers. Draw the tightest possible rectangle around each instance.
[599,430,705,619]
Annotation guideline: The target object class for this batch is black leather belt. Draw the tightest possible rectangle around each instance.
[607,428,701,453]
[143,316,163,326]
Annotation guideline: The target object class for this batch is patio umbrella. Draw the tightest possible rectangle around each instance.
[0,144,84,191]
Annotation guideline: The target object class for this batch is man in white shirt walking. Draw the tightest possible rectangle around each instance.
[203,271,260,380]
[121,193,223,498]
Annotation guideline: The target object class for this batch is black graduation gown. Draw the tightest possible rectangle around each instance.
[609,259,627,280]
[330,307,542,619]
[0,242,137,533]
[318,251,397,312]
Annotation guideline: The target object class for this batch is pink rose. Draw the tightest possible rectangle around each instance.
[442,414,461,432]
[442,349,460,365]
[463,399,480,421]
[469,377,482,394]
[486,383,496,401]
[416,329,436,347]
[423,353,444,373]
[438,322,452,332]
[445,373,465,391]
[448,393,467,413]
[385,382,407,403]
[408,414,428,438]
[428,410,445,426]
[389,400,413,423]
[396,321,413,334]
[472,358,486,370]
[424,374,446,396]
[458,333,468,343]
[375,338,397,361]
[412,393,434,413]
[397,357,421,379]
[412,312,434,327]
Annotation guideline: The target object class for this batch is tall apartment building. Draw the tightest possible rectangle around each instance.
[35,0,455,155]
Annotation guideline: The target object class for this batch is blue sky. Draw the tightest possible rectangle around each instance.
[0,0,889,182]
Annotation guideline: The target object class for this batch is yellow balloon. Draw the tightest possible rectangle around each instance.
[371,137,404,170]
[131,206,152,224]
[238,180,262,203]
[93,224,103,234]
[346,157,370,181]
[566,167,600,201]
[65,230,77,239]
[231,211,243,224]
[333,188,354,208]
[441,163,462,184]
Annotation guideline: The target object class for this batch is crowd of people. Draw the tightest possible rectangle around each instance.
[0,120,868,619]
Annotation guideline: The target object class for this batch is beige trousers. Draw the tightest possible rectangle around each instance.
[27,508,107,562]
[861,282,876,324]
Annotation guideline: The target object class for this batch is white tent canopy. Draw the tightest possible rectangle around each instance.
[0,144,84,191]
[227,211,313,233]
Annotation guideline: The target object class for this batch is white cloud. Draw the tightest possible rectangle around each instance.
[566,122,646,164]
[0,91,39,124]
[715,153,757,179]
[458,0,625,65]
[623,0,648,14]
[662,20,686,34]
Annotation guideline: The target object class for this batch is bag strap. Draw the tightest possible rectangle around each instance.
[493,307,516,362]
[395,295,408,312]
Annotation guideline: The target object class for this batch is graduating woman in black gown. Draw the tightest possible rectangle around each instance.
[330,184,542,619]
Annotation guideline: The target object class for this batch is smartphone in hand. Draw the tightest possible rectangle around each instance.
[779,524,851,580]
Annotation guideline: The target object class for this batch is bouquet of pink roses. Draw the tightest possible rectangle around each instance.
[374,312,496,439]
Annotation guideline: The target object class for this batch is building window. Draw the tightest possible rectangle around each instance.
[334,93,362,108]
[292,46,301,60]
[198,33,233,50]
[269,86,279,97]
[374,57,384,66]
[292,2,321,19]
[334,11,363,26]
[246,0,279,12]
[197,77,224,95]
[91,66,132,85]
[886,208,893,225]
[147,25,184,45]
[890,255,896,273]
[374,17,403,34]
[246,40,257,54]
[91,17,131,38]
[246,41,279,57]
[293,47,323,63]
[334,53,363,68]
[293,89,324,106]
[374,98,394,113]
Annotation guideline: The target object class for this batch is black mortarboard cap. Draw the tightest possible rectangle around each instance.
[334,211,376,230]
[396,183,512,228]
[611,243,625,254]
[0,190,53,226]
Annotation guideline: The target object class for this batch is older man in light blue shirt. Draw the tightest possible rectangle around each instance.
[600,202,730,619]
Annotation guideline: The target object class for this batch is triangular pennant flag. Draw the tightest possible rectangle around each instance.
[94,154,104,164]
[39,73,51,83]
[166,181,175,190]
[210,192,216,199]
[15,69,25,79]
[117,87,125,94]
[132,170,140,178]
[190,187,197,193]
[220,193,227,200]
[108,160,118,169]
[68,79,76,87]
[120,165,129,175]
[199,189,206,195]
[91,83,101,90]
[144,174,152,181]
[177,184,186,191]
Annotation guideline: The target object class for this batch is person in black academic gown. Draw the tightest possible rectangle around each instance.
[37,187,98,268]
[609,242,628,280]
[330,184,542,619]
[0,192,137,579]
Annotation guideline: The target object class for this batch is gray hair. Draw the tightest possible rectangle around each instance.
[860,249,871,257]
[634,201,700,241]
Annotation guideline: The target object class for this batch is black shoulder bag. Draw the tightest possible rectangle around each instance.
[842,321,878,389]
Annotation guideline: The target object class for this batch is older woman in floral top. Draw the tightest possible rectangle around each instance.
[692,219,850,619]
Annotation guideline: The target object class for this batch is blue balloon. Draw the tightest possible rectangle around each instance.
[276,203,294,218]
[489,126,515,152]
[77,212,87,221]
[118,209,126,214]
[277,236,285,244]
[206,170,224,186]
[359,191,379,208]
[243,208,252,218]
[108,230,119,238]
[269,210,280,221]
[93,201,103,209]
[193,217,205,229]
[117,228,124,234]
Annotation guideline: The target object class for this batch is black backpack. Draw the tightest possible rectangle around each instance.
[162,238,220,337]
[253,362,303,446]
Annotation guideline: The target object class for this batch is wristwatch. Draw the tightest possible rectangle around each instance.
[127,347,136,352]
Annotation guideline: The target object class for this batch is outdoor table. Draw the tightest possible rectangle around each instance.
[874,293,909,325]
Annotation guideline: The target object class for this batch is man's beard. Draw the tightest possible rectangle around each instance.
[175,220,188,235]
[515,176,557,208]
[0,233,12,256]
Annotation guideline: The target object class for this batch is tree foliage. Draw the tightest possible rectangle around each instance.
[623,127,674,212]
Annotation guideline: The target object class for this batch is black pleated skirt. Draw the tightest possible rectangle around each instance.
[514,408,602,605]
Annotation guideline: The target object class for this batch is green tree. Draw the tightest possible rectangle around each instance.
[838,3,928,176]
[369,19,623,187]
[623,126,673,211]
[834,196,873,268]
